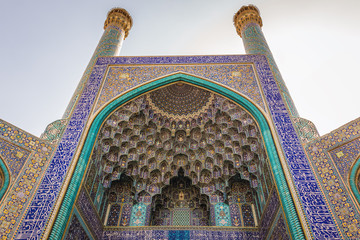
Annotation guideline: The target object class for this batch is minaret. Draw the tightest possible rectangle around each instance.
[62,8,132,118]
[234,5,298,117]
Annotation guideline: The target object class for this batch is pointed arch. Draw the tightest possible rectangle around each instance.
[51,73,304,240]
[349,154,360,203]
[0,155,10,201]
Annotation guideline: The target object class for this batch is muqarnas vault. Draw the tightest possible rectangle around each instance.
[0,5,360,240]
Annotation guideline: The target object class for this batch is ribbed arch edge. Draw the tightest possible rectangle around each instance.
[50,74,305,240]
[0,155,10,201]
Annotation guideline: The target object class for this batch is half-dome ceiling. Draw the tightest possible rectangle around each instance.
[86,83,273,199]
[149,83,213,119]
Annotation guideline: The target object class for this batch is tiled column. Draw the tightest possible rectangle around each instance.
[234,5,299,117]
[62,8,132,118]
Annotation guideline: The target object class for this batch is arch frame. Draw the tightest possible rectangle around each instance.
[349,154,360,203]
[0,155,10,201]
[49,73,305,240]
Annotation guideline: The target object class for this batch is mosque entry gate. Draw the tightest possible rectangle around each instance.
[58,74,299,239]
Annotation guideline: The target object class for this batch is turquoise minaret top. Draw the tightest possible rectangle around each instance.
[63,8,132,118]
[234,5,299,117]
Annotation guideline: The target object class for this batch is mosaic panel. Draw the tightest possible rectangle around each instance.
[228,179,259,227]
[306,118,360,239]
[75,189,103,239]
[242,204,255,227]
[65,215,90,240]
[0,120,53,239]
[210,205,215,226]
[16,55,341,239]
[103,229,164,240]
[107,204,121,226]
[0,138,30,179]
[94,63,265,113]
[120,203,132,226]
[101,178,134,227]
[214,202,231,226]
[189,230,259,239]
[0,120,52,152]
[230,203,242,226]
[130,202,148,226]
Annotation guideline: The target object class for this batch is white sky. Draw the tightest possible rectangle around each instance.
[0,0,359,137]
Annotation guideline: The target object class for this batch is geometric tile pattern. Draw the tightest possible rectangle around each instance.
[172,209,191,226]
[306,118,360,239]
[14,55,340,239]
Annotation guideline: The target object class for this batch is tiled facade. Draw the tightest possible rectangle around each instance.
[0,120,54,239]
[305,118,360,239]
[0,5,359,240]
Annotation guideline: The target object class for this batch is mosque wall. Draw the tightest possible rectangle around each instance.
[1,5,358,240]
[59,55,298,239]
[0,54,352,239]
[0,119,55,238]
[305,117,360,239]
